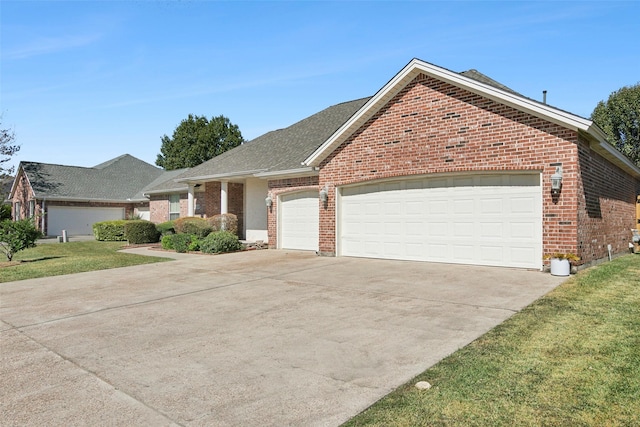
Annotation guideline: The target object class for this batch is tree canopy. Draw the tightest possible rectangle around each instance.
[591,83,640,167]
[156,114,244,170]
[1,119,20,177]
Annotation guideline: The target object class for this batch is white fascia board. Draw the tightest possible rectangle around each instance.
[143,188,185,196]
[40,196,138,203]
[174,169,268,183]
[304,58,594,167]
[253,167,318,179]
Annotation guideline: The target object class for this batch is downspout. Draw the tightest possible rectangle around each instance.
[41,199,46,233]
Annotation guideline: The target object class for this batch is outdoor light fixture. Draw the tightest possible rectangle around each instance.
[319,185,329,204]
[265,194,273,208]
[550,166,563,194]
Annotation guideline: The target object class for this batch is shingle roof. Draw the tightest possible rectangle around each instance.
[21,154,163,201]
[177,97,371,180]
[142,168,189,195]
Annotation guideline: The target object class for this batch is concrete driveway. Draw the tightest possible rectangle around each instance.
[1,249,565,426]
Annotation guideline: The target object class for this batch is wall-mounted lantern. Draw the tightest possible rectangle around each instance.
[319,185,329,205]
[550,166,563,194]
[265,193,273,208]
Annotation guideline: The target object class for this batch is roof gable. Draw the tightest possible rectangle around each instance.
[303,58,605,168]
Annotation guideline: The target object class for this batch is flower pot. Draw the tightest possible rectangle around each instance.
[550,258,570,276]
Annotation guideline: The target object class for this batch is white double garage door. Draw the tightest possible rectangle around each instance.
[47,206,124,236]
[279,173,542,269]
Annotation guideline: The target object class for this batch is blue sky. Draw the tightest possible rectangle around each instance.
[1,1,639,172]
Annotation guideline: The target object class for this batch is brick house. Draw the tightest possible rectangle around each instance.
[155,59,639,269]
[9,154,177,236]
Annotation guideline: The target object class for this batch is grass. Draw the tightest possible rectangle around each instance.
[343,254,640,427]
[0,241,169,283]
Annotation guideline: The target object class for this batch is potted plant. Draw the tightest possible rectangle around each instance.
[544,252,580,276]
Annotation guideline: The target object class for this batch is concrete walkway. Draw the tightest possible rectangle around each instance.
[0,250,566,426]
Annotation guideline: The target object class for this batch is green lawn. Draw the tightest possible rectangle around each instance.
[344,254,640,427]
[0,241,169,283]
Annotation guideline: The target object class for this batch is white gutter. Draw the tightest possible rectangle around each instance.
[253,167,318,179]
[35,196,147,203]
[174,169,268,183]
[143,188,186,197]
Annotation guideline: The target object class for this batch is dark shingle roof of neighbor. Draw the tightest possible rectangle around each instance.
[2,176,13,202]
[21,154,164,201]
[176,97,371,180]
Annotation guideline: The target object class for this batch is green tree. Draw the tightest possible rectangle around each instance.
[591,83,640,167]
[156,114,244,170]
[0,204,11,221]
[0,218,42,261]
[1,119,20,176]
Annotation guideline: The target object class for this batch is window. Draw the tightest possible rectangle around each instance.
[29,200,36,218]
[169,194,180,220]
[14,202,21,220]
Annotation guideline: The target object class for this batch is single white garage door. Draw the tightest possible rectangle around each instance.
[339,174,542,268]
[47,206,124,236]
[279,190,319,251]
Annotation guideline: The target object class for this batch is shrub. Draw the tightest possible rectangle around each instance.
[161,234,174,250]
[171,233,194,253]
[124,220,161,244]
[156,220,176,236]
[200,230,243,254]
[188,238,200,252]
[174,217,213,238]
[208,213,238,235]
[0,218,42,261]
[93,220,128,241]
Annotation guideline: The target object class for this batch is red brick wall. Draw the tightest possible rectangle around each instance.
[266,176,320,248]
[319,73,584,260]
[10,171,35,222]
[149,195,169,223]
[576,135,639,264]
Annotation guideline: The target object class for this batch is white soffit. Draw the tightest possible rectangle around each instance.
[304,58,595,167]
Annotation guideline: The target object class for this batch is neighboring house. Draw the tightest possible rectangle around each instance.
[9,154,174,236]
[152,58,640,269]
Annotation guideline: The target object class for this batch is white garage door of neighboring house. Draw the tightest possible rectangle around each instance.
[279,190,319,251]
[135,207,150,221]
[47,206,125,236]
[339,174,542,269]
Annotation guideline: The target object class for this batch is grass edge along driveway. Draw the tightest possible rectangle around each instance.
[0,241,169,283]
[343,254,640,427]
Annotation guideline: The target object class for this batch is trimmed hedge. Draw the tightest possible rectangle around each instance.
[171,233,195,253]
[174,217,213,238]
[200,231,243,254]
[124,220,161,244]
[208,213,238,235]
[93,220,128,241]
